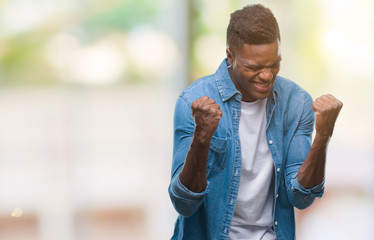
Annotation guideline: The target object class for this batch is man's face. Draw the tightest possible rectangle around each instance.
[226,40,281,102]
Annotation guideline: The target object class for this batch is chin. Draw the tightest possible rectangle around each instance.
[255,92,271,100]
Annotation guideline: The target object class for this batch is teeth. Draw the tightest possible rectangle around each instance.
[254,82,269,87]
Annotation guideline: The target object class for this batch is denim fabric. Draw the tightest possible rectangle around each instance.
[168,59,324,240]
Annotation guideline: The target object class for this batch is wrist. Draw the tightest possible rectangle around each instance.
[314,132,330,144]
[193,126,213,146]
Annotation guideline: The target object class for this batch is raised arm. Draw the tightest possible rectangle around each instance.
[169,96,222,216]
[297,94,343,188]
[179,96,223,192]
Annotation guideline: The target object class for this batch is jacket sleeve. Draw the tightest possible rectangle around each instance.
[168,96,209,217]
[284,90,325,210]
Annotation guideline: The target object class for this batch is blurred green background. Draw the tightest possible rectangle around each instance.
[0,0,373,239]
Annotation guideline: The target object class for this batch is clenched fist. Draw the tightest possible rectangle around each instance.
[191,96,223,144]
[312,94,343,137]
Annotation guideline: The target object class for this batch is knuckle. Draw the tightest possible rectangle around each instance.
[201,96,208,101]
[320,107,328,113]
[201,105,209,111]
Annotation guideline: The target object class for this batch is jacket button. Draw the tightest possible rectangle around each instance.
[276,168,280,173]
[275,221,278,226]
[269,140,273,145]
[276,194,279,198]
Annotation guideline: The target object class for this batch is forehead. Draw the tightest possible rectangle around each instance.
[235,40,281,65]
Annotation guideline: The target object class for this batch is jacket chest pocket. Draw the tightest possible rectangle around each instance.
[207,135,229,172]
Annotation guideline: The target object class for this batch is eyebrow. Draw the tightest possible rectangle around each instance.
[242,58,282,69]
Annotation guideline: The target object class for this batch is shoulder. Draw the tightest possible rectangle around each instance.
[179,74,219,104]
[274,76,313,106]
[274,76,314,127]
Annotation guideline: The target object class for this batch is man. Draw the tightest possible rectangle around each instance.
[168,4,342,240]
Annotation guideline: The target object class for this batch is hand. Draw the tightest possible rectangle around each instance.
[312,94,343,137]
[191,96,223,144]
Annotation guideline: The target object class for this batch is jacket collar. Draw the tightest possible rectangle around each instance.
[269,87,278,103]
[215,59,240,102]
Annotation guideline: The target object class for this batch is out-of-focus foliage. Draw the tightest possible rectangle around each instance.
[85,0,157,31]
[0,0,161,87]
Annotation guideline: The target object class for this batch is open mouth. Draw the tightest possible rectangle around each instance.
[252,81,271,91]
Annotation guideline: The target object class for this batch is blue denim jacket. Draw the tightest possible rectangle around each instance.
[168,59,324,240]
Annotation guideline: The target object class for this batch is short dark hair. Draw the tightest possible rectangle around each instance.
[227,4,280,49]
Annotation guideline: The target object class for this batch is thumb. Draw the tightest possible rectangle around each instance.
[312,101,318,113]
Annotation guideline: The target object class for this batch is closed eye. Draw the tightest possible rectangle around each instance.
[242,60,281,71]
[245,65,262,71]
[271,62,280,68]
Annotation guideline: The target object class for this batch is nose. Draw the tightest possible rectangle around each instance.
[259,68,273,81]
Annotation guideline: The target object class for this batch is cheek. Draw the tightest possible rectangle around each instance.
[271,68,280,81]
[239,73,255,85]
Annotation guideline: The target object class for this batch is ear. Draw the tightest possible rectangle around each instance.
[226,48,234,66]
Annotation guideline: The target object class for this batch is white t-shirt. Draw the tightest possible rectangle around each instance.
[228,98,276,240]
